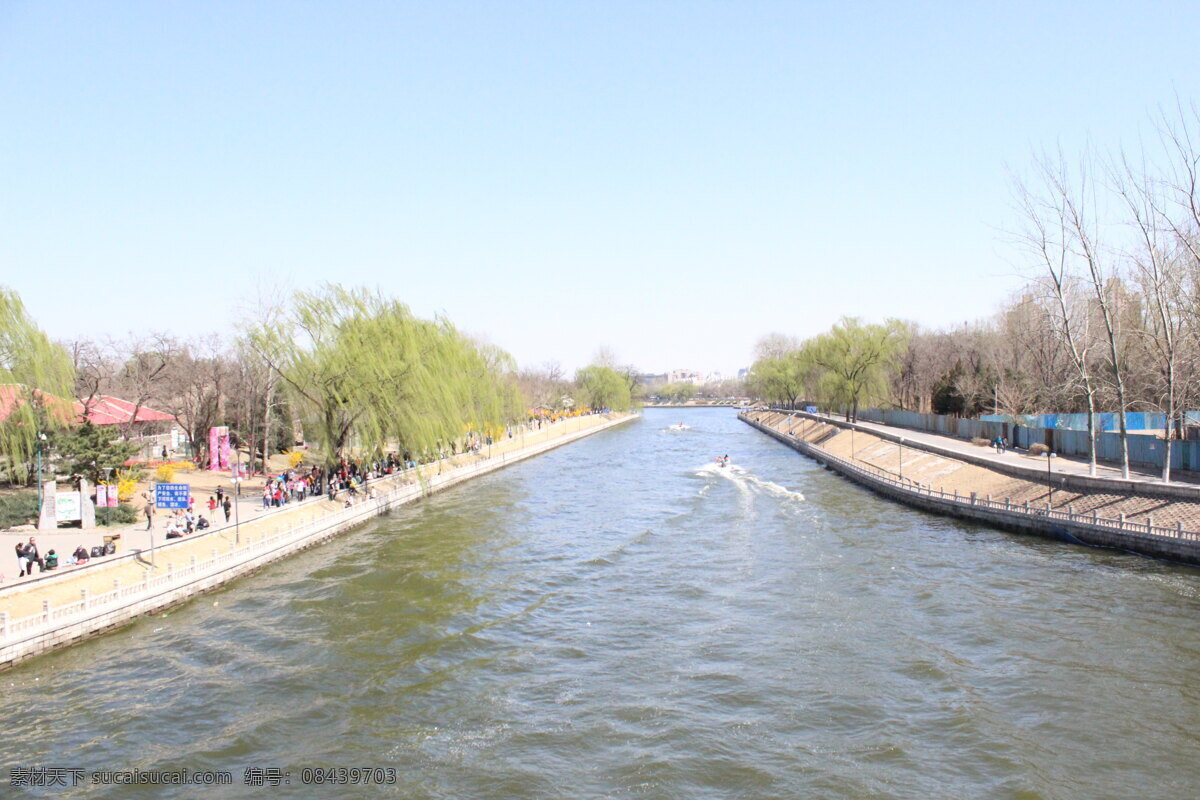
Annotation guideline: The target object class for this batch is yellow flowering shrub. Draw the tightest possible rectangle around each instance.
[287,450,305,468]
[155,464,176,483]
[117,477,138,503]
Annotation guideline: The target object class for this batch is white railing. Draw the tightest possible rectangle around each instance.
[742,411,1200,546]
[0,413,630,644]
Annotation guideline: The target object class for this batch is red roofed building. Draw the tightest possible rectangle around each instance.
[2,387,184,461]
[0,384,76,425]
[75,395,176,427]
[75,395,182,461]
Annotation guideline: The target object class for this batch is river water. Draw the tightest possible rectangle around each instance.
[4,408,1200,798]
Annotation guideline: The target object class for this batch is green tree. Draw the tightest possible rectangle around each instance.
[657,382,696,403]
[0,287,75,484]
[248,285,522,467]
[747,350,812,408]
[574,365,632,411]
[809,317,907,422]
[55,421,140,484]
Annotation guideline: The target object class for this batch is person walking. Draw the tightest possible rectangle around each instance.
[222,496,233,523]
[24,538,43,573]
[144,501,154,531]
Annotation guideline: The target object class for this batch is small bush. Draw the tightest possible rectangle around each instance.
[287,450,305,468]
[97,504,138,526]
[972,437,992,447]
[155,464,176,483]
[1029,443,1050,456]
[118,465,146,483]
[168,460,195,472]
[0,492,39,529]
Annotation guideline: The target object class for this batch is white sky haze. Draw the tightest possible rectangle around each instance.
[3,2,1200,376]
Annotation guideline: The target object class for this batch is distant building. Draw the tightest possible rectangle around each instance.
[668,369,703,385]
[636,373,668,388]
[737,368,749,381]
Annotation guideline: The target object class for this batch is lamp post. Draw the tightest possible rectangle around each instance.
[36,432,48,512]
[1047,452,1057,507]
[102,466,113,527]
[233,448,242,544]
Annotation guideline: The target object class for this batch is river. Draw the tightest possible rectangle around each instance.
[3,408,1200,798]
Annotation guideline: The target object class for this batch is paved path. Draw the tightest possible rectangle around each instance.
[801,412,1197,488]
[0,414,606,587]
[1,489,299,582]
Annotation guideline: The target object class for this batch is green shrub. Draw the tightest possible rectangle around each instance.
[0,491,39,529]
[97,504,138,526]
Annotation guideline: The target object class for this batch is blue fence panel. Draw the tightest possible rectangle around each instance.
[848,407,1200,472]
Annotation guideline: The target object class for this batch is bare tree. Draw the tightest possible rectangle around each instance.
[109,333,181,441]
[1037,152,1133,476]
[1114,149,1189,480]
[754,332,800,362]
[68,337,114,411]
[1014,163,1102,474]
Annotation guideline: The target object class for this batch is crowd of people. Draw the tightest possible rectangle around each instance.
[164,508,212,539]
[6,414,606,582]
[12,536,116,577]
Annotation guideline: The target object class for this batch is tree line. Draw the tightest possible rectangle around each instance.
[0,284,636,486]
[749,101,1200,481]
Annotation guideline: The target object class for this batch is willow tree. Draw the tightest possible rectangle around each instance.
[248,285,520,468]
[809,317,907,422]
[0,287,75,484]
[747,351,812,408]
[574,365,632,411]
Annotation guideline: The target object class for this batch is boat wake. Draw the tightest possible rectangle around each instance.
[694,462,805,504]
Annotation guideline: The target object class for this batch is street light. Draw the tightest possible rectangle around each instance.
[232,446,242,544]
[102,466,113,527]
[36,432,48,512]
[1047,452,1057,507]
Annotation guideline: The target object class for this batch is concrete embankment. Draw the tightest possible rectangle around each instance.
[741,409,1200,566]
[0,412,636,670]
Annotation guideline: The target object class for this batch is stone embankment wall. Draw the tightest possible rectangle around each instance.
[0,413,636,670]
[741,410,1200,566]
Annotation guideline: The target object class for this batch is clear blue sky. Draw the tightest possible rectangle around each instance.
[3,1,1199,376]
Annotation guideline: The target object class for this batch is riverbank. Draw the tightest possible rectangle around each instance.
[0,412,636,669]
[643,402,744,408]
[741,409,1200,565]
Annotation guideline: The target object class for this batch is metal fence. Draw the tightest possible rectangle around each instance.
[0,414,629,645]
[749,411,1200,546]
[854,408,1200,472]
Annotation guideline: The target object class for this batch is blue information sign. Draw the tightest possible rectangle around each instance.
[155,483,190,510]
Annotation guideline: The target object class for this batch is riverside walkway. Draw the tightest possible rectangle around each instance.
[0,412,635,668]
[801,410,1200,492]
[0,416,607,589]
[744,409,1200,566]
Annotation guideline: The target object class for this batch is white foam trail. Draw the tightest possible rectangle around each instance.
[695,462,805,503]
